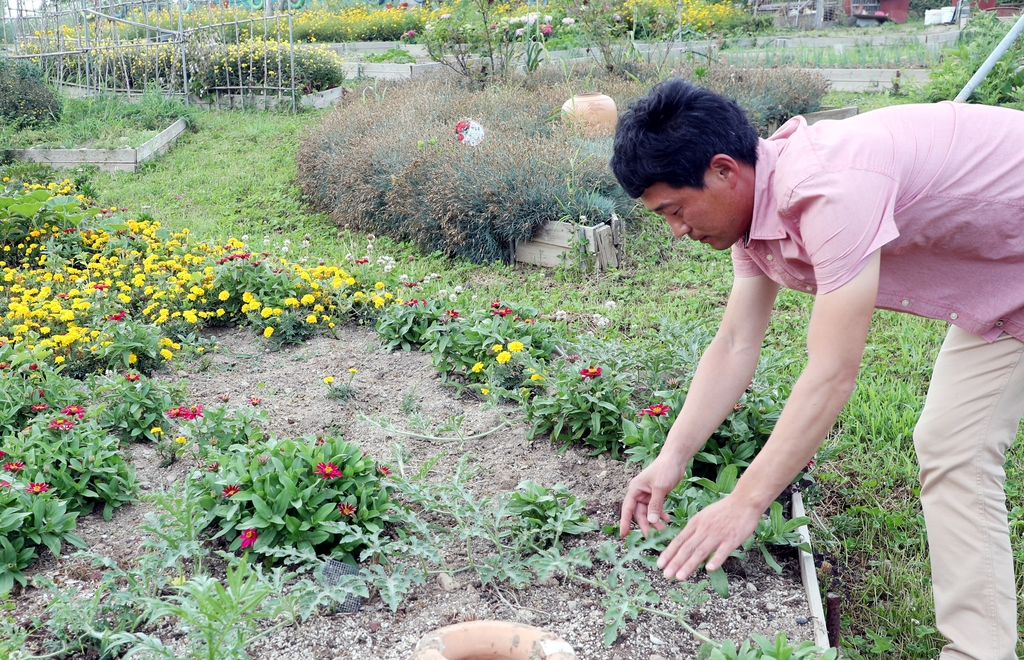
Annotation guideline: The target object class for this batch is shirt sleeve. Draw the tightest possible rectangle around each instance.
[783,169,902,294]
[731,242,766,278]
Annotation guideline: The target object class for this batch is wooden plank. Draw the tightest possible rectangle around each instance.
[515,242,567,268]
[792,491,831,649]
[610,212,624,266]
[530,221,577,248]
[594,225,617,270]
[802,106,859,124]
[136,118,187,163]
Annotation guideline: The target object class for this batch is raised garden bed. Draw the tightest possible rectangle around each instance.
[9,118,188,173]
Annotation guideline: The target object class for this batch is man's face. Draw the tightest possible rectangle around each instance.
[639,161,752,251]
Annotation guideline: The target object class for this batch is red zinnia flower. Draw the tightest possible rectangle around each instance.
[248,397,262,406]
[105,312,126,321]
[0,362,9,369]
[207,462,220,472]
[0,480,10,488]
[28,363,38,371]
[49,418,75,431]
[315,462,341,479]
[638,403,670,417]
[403,281,418,288]
[26,482,51,494]
[355,258,369,264]
[239,528,258,549]
[445,309,460,319]
[125,373,141,381]
[490,300,501,309]
[0,450,5,459]
[376,464,392,476]
[337,502,357,516]
[92,283,109,291]
[580,366,602,378]
[492,307,513,317]
[62,405,86,419]
[30,403,49,412]
[3,462,25,472]
[222,485,241,497]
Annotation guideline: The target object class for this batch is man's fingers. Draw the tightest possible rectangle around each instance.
[619,490,639,537]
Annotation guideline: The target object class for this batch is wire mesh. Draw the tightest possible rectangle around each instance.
[321,559,363,614]
[1,0,300,110]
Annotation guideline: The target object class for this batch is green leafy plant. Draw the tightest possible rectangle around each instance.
[376,297,449,351]
[363,47,417,64]
[2,417,137,519]
[0,484,85,595]
[0,57,61,129]
[95,371,186,443]
[197,434,393,562]
[506,479,598,547]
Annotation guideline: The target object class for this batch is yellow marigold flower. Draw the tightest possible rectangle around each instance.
[264,326,275,338]
[285,297,300,307]
[151,427,163,435]
[219,290,230,301]
[242,291,254,303]
[129,353,138,364]
[160,349,173,360]
[261,307,274,318]
[217,308,226,316]
[174,436,187,444]
[508,341,524,353]
[375,282,385,289]
[54,356,65,364]
[481,388,490,395]
[348,367,357,374]
[530,373,545,381]
[301,294,316,305]
[496,351,512,364]
[471,362,484,373]
[305,314,318,323]
[492,344,504,353]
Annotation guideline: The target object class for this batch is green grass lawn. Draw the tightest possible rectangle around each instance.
[86,96,1024,659]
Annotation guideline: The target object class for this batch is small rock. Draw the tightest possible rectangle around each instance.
[368,621,381,632]
[796,616,809,625]
[649,633,667,645]
[517,609,536,624]
[165,473,177,485]
[650,655,669,660]
[746,582,757,593]
[763,602,778,612]
[240,381,250,388]
[437,573,458,592]
[540,576,559,587]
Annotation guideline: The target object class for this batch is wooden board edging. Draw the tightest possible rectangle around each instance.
[793,491,831,650]
[515,218,621,271]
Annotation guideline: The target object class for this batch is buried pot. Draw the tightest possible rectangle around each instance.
[411,620,577,660]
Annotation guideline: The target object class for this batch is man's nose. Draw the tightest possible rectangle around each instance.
[668,219,689,238]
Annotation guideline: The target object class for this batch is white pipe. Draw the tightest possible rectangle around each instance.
[954,12,1024,102]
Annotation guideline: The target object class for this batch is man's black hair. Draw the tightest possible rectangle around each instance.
[611,78,759,198]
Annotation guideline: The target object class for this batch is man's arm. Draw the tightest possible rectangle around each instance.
[656,250,881,580]
[619,273,780,537]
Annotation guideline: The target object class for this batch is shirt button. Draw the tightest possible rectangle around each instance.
[901,300,910,306]
[997,321,1004,326]
[950,313,958,320]
[766,254,773,261]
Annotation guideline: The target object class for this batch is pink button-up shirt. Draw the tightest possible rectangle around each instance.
[732,101,1024,342]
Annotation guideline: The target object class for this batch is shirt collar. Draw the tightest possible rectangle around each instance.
[748,122,802,242]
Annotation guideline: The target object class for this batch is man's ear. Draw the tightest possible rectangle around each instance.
[708,154,741,187]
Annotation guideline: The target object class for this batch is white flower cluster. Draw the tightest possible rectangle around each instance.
[377,255,396,273]
[554,309,569,321]
[605,300,617,310]
[422,272,442,284]
[593,314,610,328]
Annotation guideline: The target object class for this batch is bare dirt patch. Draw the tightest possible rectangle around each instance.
[15,326,814,659]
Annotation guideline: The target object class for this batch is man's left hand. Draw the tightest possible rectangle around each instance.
[656,493,764,581]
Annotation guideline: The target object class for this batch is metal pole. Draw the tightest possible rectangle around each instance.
[81,0,91,94]
[177,0,189,105]
[287,3,296,113]
[954,11,1024,102]
[815,0,823,29]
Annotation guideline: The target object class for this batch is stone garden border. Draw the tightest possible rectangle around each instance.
[9,118,188,173]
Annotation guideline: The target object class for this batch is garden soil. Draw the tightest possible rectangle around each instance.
[14,326,816,660]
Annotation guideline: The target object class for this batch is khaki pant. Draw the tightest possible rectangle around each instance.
[914,326,1024,660]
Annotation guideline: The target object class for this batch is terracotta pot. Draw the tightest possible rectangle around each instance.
[561,93,618,136]
[410,620,578,660]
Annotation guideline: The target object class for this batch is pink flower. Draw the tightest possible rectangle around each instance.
[3,461,25,472]
[580,366,602,378]
[239,528,258,549]
[376,464,392,476]
[637,403,670,417]
[562,17,575,24]
[315,462,341,479]
[26,482,51,494]
[222,485,241,497]
[49,418,75,431]
[541,24,553,35]
[61,405,86,419]
[337,502,357,516]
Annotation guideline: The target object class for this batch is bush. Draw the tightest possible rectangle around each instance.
[297,73,633,264]
[923,11,1024,106]
[197,434,393,562]
[0,58,62,129]
[698,65,831,136]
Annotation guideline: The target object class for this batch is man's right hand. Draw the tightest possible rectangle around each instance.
[619,456,687,537]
